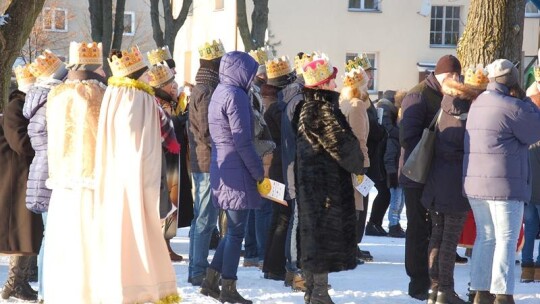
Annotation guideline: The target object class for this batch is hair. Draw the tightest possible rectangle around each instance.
[508,83,526,100]
[340,85,368,101]
[394,90,407,109]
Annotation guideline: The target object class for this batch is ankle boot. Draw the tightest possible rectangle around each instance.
[473,290,495,304]
[310,272,334,304]
[535,265,540,282]
[520,264,535,282]
[494,294,515,304]
[292,272,307,292]
[304,271,314,304]
[166,239,183,262]
[219,279,252,304]
[436,291,467,304]
[200,268,221,300]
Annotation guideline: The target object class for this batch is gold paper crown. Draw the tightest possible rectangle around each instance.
[534,66,540,82]
[69,41,102,65]
[294,53,314,75]
[147,64,174,88]
[249,47,272,65]
[303,54,336,87]
[265,56,293,79]
[198,40,225,60]
[464,64,489,89]
[29,50,63,78]
[14,64,36,87]
[343,67,368,88]
[147,45,172,66]
[345,53,372,72]
[107,46,148,77]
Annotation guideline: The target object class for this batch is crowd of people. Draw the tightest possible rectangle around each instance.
[0,38,539,304]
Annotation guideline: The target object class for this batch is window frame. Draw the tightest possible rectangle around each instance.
[525,1,540,18]
[42,7,68,32]
[429,5,461,48]
[348,0,380,12]
[123,11,136,36]
[345,52,378,94]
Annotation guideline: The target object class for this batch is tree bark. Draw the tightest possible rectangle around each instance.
[250,0,268,49]
[89,0,103,42]
[0,0,46,111]
[237,0,254,51]
[111,0,126,50]
[457,0,526,70]
[150,0,165,48]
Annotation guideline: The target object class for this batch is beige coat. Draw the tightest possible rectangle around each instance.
[340,96,370,210]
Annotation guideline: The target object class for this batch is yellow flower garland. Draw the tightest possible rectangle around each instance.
[155,294,182,304]
[108,76,155,96]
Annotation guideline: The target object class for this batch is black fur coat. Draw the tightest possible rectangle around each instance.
[296,88,364,273]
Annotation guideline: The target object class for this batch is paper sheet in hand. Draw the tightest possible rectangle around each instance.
[258,178,287,206]
[354,175,375,197]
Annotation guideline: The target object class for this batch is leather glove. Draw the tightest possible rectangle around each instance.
[387,172,398,189]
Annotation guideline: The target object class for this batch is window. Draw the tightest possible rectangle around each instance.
[345,52,377,92]
[430,6,460,47]
[43,7,68,32]
[526,1,540,17]
[123,12,135,36]
[215,0,224,10]
[348,0,379,11]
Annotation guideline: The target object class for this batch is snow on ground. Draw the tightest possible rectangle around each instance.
[1,193,539,303]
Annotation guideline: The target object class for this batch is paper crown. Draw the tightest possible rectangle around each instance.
[294,53,314,75]
[29,50,63,78]
[198,40,225,60]
[14,64,36,87]
[343,67,368,88]
[464,64,489,89]
[265,56,293,79]
[303,54,337,88]
[147,64,175,88]
[345,53,373,72]
[69,41,102,65]
[249,47,273,65]
[147,45,173,66]
[107,46,148,77]
[534,66,540,82]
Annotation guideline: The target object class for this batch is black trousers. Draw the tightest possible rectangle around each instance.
[356,195,369,244]
[404,187,432,296]
[368,181,391,226]
[262,201,291,275]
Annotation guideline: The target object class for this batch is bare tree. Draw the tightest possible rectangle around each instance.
[237,0,269,51]
[0,0,46,111]
[149,0,192,54]
[457,0,526,69]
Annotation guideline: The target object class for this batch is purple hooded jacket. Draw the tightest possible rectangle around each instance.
[208,51,264,210]
[463,82,540,202]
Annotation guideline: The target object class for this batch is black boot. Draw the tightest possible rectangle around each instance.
[1,256,37,301]
[200,268,221,300]
[24,256,38,283]
[303,271,314,304]
[219,279,252,304]
[310,272,334,304]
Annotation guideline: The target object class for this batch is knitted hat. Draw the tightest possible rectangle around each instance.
[435,55,462,75]
[487,59,518,87]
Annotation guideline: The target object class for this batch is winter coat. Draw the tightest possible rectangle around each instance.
[296,87,364,274]
[250,85,275,158]
[188,66,220,173]
[377,99,400,175]
[171,112,194,227]
[208,51,264,210]
[0,90,44,254]
[339,96,370,210]
[279,80,304,200]
[421,79,480,213]
[530,142,540,205]
[463,82,540,202]
[366,99,387,181]
[399,72,443,188]
[261,84,284,182]
[23,80,61,213]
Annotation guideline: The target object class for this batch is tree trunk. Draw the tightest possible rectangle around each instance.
[150,0,165,48]
[237,0,253,51]
[111,0,126,50]
[0,0,46,111]
[89,0,103,42]
[457,0,526,70]
[250,0,268,49]
[165,0,191,54]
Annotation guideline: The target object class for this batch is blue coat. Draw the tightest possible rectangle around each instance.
[208,51,264,210]
[463,82,540,202]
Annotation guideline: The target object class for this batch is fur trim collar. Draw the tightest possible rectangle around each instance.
[442,79,483,101]
[303,87,340,104]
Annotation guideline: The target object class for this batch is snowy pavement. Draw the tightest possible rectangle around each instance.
[1,195,539,303]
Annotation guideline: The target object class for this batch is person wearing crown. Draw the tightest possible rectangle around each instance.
[187,39,225,286]
[419,65,487,304]
[23,49,68,302]
[295,54,364,304]
[0,64,43,302]
[92,46,179,304]
[38,41,107,303]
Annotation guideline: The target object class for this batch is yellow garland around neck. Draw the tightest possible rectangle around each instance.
[108,76,155,96]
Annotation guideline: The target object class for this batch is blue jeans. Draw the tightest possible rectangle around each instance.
[210,209,249,280]
[388,187,405,226]
[243,199,272,262]
[38,212,47,300]
[188,172,218,279]
[469,199,523,295]
[285,199,299,271]
[522,202,540,265]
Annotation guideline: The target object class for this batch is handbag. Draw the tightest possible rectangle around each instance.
[402,109,442,184]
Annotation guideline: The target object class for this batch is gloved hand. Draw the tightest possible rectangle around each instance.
[387,172,398,188]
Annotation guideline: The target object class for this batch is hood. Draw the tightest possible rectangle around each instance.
[22,85,51,119]
[425,72,443,97]
[442,78,484,101]
[219,51,259,92]
[375,98,397,116]
[278,82,304,111]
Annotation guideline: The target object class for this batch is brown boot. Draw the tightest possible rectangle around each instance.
[166,239,183,262]
[1,256,37,301]
[520,264,535,283]
[535,265,540,282]
[473,290,495,304]
[291,272,306,292]
[494,294,515,304]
